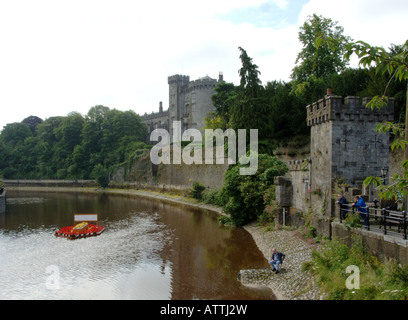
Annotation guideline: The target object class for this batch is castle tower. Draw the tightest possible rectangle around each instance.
[168,75,189,136]
[142,73,221,142]
[306,93,394,214]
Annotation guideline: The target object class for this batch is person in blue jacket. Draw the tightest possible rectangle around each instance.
[269,248,285,274]
[352,195,368,228]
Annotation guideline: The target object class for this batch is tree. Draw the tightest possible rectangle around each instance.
[265,80,308,139]
[238,46,263,98]
[230,47,273,146]
[291,14,352,106]
[345,40,408,201]
[210,81,237,127]
[0,122,32,148]
[53,112,84,178]
[292,14,351,82]
[22,116,43,133]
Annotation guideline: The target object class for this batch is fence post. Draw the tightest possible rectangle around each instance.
[382,208,387,235]
[366,206,370,231]
[403,211,407,240]
[339,203,342,224]
[373,200,379,222]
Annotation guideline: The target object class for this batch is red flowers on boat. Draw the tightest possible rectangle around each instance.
[54,223,105,240]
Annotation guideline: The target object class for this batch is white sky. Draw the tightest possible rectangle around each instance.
[1,0,407,131]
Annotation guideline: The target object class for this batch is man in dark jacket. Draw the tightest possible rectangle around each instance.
[336,194,348,220]
[269,248,285,274]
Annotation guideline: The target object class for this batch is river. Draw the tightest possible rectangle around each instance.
[0,190,274,300]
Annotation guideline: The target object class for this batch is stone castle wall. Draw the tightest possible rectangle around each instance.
[110,148,229,190]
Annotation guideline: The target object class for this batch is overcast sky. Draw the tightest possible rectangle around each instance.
[1,0,407,131]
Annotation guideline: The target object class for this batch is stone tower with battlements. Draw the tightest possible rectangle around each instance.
[307,93,394,208]
[276,93,394,235]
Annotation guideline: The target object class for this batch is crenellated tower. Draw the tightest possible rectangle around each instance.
[168,75,190,135]
[306,93,394,207]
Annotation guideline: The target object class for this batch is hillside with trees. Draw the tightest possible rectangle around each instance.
[0,106,147,180]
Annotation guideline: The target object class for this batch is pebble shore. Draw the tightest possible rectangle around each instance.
[242,223,327,300]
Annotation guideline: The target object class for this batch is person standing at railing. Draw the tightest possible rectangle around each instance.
[336,194,349,220]
[352,195,368,229]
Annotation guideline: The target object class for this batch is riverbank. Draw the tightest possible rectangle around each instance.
[6,185,326,300]
[243,223,326,300]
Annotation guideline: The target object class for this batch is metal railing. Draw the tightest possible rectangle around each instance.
[338,202,407,240]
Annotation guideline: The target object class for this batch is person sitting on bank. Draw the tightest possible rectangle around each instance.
[336,194,348,220]
[269,248,285,274]
[352,195,368,228]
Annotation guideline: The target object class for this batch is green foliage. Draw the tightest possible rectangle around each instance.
[217,215,234,226]
[210,81,237,127]
[343,213,362,231]
[345,40,408,85]
[292,14,351,83]
[22,116,43,133]
[190,181,206,200]
[237,46,263,98]
[201,188,228,207]
[304,238,408,300]
[0,106,147,180]
[92,164,110,189]
[347,39,408,201]
[0,122,32,148]
[258,188,277,226]
[220,153,288,226]
[230,47,273,142]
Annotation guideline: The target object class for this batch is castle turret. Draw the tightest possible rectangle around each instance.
[307,94,394,213]
[188,75,218,131]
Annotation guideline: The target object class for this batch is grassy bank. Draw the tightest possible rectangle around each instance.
[303,236,408,300]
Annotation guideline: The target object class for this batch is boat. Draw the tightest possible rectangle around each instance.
[55,222,105,240]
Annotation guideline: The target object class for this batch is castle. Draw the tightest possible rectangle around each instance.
[142,73,224,138]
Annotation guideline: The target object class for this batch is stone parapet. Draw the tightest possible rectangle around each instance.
[306,95,394,127]
[286,159,308,171]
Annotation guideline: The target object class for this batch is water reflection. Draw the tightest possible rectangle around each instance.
[0,191,273,300]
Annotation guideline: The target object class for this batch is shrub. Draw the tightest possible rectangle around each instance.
[190,181,206,200]
[217,215,233,226]
[201,188,228,207]
[92,164,110,189]
[221,152,288,226]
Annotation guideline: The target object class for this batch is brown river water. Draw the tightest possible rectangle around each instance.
[0,190,274,300]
